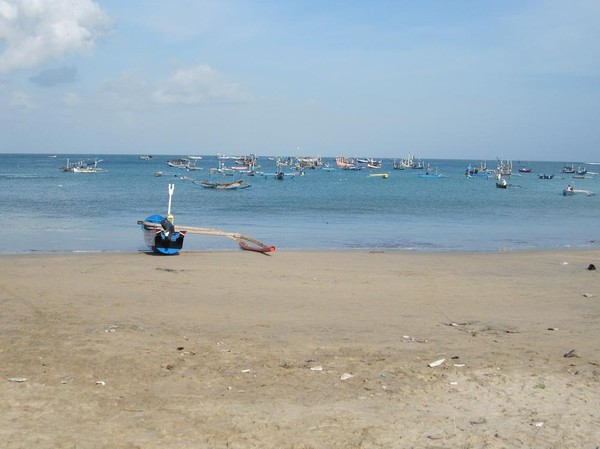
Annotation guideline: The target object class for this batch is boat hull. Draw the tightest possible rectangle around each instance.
[142,214,185,255]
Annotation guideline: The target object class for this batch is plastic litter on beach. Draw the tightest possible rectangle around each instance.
[428,358,445,368]
[310,366,323,371]
[8,377,27,382]
[563,349,578,358]
[340,373,353,380]
[96,380,106,386]
[452,363,466,367]
[582,293,593,298]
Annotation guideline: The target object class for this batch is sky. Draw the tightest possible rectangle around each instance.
[1,0,599,161]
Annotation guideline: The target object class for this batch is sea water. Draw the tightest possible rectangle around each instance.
[1,154,599,254]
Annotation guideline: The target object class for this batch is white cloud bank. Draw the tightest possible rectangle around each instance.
[152,64,253,105]
[0,0,112,74]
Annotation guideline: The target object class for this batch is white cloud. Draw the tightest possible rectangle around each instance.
[9,90,35,109]
[152,64,253,105]
[62,91,80,107]
[0,0,113,74]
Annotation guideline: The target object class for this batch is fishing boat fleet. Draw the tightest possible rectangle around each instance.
[59,153,597,199]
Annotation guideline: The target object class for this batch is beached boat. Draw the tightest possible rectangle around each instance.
[140,184,275,254]
[141,213,186,255]
[193,179,250,190]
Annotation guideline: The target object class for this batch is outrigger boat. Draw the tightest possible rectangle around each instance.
[193,179,250,190]
[139,184,275,255]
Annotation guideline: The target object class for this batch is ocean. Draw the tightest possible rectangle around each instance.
[1,154,599,254]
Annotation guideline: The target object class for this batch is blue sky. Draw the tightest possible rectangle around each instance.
[1,0,599,161]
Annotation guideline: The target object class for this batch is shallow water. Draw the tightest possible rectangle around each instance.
[1,154,599,253]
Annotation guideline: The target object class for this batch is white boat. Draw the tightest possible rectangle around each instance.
[61,158,103,173]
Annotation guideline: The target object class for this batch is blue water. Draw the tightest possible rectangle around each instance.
[1,154,599,253]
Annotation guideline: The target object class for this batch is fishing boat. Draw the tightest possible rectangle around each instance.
[562,164,575,174]
[465,161,490,178]
[166,158,189,168]
[518,167,532,173]
[418,166,444,178]
[263,171,295,179]
[193,179,250,190]
[496,180,509,189]
[563,186,593,196]
[139,155,152,160]
[495,159,512,178]
[335,156,357,169]
[61,158,103,173]
[369,173,389,179]
[139,184,275,254]
[538,174,554,179]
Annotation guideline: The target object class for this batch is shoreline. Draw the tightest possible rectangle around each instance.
[1,243,599,256]
[1,249,599,447]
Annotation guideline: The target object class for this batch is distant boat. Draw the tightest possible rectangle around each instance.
[61,158,103,173]
[369,173,389,179]
[563,188,593,197]
[139,155,152,160]
[562,164,575,174]
[335,156,357,169]
[538,174,554,179]
[518,167,532,173]
[465,162,490,179]
[418,166,444,179]
[193,179,250,190]
[167,158,189,168]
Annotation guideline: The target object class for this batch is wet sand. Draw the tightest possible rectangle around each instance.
[1,250,599,448]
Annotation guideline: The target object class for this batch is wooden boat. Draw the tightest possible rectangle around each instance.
[465,162,490,178]
[418,166,443,178]
[496,182,508,189]
[140,184,275,254]
[335,156,357,169]
[562,164,575,174]
[61,158,103,173]
[563,188,593,197]
[538,174,554,179]
[518,167,532,173]
[193,179,250,190]
[141,213,186,255]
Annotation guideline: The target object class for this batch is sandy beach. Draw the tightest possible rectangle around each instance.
[1,249,599,448]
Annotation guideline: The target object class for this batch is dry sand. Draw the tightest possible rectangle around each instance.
[1,250,599,448]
